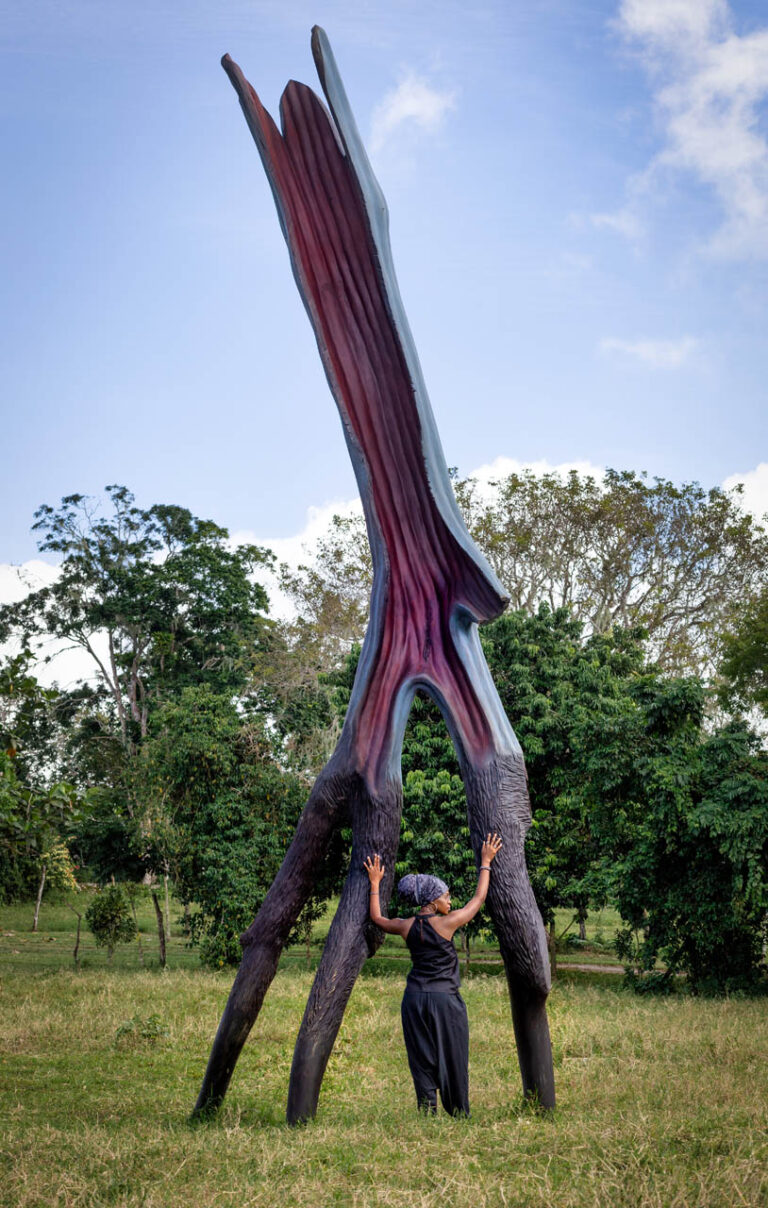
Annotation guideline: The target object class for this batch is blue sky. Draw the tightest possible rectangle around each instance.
[2,0,768,575]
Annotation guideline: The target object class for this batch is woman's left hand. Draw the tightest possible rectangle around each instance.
[481,832,503,865]
[363,853,385,887]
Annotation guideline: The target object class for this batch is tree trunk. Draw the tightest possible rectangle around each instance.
[195,31,555,1123]
[128,894,145,967]
[152,891,167,968]
[548,919,557,979]
[32,863,46,932]
[67,904,82,968]
[461,929,471,974]
[163,873,171,939]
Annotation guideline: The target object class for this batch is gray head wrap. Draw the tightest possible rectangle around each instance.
[397,873,449,907]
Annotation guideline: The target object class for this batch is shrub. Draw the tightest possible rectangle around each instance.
[84,884,137,961]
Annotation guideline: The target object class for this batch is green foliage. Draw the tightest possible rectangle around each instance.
[480,606,644,926]
[590,679,768,993]
[114,1013,169,1046]
[278,470,768,680]
[0,750,82,903]
[0,486,273,754]
[40,840,79,893]
[85,884,137,960]
[399,694,486,937]
[719,587,768,715]
[0,653,62,785]
[456,467,768,675]
[337,609,768,993]
[69,788,147,885]
[141,686,316,966]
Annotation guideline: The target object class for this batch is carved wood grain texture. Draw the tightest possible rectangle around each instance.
[193,30,554,1123]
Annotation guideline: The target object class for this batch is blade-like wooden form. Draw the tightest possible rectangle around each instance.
[193,29,554,1123]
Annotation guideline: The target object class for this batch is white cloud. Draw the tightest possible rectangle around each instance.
[0,560,59,603]
[0,560,108,689]
[369,72,456,153]
[597,0,768,258]
[599,335,698,367]
[591,206,645,240]
[232,497,364,619]
[617,0,730,48]
[231,497,362,569]
[722,462,768,524]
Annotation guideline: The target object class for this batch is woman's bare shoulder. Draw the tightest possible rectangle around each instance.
[427,915,457,939]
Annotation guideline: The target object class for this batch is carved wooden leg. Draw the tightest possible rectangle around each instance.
[191,765,350,1117]
[286,779,402,1123]
[464,754,555,1109]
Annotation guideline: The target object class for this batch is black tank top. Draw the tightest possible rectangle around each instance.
[404,913,461,994]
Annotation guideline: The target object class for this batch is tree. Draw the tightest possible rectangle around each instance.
[277,470,768,681]
[479,606,646,932]
[85,884,137,962]
[141,685,330,966]
[0,749,82,905]
[0,653,62,785]
[455,469,768,676]
[587,679,768,993]
[0,486,274,754]
[279,512,371,675]
[718,588,768,716]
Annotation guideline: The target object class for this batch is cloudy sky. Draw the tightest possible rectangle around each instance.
[2,0,767,601]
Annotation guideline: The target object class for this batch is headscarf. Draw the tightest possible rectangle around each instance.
[397,873,449,907]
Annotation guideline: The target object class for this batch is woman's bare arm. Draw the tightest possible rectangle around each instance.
[440,833,502,938]
[363,854,411,936]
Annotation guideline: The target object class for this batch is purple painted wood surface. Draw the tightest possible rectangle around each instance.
[192,33,554,1122]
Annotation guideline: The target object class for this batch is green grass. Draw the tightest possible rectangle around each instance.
[1,899,767,1207]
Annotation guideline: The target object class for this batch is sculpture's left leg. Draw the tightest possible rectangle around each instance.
[286,776,402,1124]
[464,754,555,1109]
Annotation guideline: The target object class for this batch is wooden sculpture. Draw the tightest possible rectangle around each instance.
[193,27,555,1123]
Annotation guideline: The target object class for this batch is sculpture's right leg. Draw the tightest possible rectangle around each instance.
[286,776,402,1124]
[191,763,350,1118]
[464,754,555,1110]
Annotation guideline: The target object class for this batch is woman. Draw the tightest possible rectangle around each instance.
[363,832,502,1116]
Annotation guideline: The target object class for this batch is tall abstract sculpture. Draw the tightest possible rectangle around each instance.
[193,27,554,1123]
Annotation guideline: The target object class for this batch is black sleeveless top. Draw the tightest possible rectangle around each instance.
[404,913,461,994]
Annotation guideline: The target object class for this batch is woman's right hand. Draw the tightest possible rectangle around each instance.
[481,832,502,865]
[363,853,385,887]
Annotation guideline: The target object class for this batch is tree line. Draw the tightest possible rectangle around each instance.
[1,472,767,991]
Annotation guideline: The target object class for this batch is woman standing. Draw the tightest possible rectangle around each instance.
[363,833,502,1115]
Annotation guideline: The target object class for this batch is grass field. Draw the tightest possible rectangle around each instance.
[2,897,766,1207]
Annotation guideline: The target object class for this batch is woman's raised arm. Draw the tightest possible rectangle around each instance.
[364,854,410,936]
[441,833,503,937]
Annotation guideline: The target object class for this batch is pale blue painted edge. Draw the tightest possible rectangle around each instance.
[311,28,509,616]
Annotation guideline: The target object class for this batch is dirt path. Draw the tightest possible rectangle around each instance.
[556,962,622,974]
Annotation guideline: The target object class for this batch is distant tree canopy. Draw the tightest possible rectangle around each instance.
[0,486,274,752]
[281,468,768,681]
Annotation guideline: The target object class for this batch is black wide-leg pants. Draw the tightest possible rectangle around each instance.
[401,988,470,1116]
